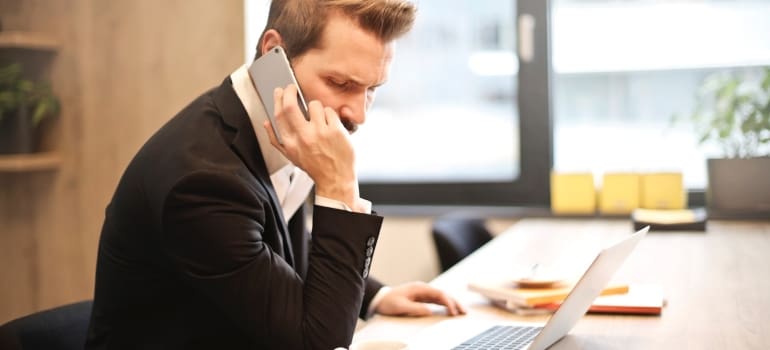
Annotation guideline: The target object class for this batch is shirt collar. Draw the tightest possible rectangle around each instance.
[230,64,290,175]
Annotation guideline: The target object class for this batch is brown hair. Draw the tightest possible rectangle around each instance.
[254,0,417,60]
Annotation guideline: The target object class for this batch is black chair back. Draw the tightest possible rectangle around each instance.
[0,300,92,350]
[431,216,493,272]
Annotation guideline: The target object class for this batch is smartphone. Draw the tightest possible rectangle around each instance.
[248,46,309,144]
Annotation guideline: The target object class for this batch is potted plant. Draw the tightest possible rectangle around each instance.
[684,66,770,217]
[0,62,60,154]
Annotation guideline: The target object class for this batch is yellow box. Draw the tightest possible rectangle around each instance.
[600,173,640,215]
[550,172,596,215]
[640,173,686,209]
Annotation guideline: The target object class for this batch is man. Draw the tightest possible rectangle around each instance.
[86,1,464,349]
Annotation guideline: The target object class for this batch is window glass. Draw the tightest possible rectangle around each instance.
[353,0,520,183]
[551,0,770,189]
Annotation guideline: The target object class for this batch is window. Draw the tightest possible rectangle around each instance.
[551,0,770,190]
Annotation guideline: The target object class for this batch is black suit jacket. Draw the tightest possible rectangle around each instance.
[85,77,384,350]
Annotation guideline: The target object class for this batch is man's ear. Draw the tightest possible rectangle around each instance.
[260,29,284,56]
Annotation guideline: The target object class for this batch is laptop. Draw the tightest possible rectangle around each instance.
[406,226,650,350]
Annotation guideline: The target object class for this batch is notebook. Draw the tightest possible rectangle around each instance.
[468,280,630,308]
[406,226,650,350]
[529,284,664,315]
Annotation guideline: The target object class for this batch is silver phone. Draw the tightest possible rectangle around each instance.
[248,46,309,144]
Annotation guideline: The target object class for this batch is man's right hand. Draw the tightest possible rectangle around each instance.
[264,84,363,211]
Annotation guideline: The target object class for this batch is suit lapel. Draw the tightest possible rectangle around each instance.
[212,77,295,266]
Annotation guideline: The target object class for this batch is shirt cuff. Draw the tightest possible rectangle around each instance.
[315,195,372,214]
[366,286,391,318]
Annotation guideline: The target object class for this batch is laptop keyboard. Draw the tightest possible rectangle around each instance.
[452,325,543,350]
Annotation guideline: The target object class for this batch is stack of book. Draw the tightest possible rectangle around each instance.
[631,208,707,231]
[468,281,664,316]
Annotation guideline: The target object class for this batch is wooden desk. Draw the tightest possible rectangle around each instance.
[354,218,770,349]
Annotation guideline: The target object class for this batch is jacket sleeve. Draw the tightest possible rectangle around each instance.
[161,170,383,350]
[289,205,385,320]
[361,277,385,319]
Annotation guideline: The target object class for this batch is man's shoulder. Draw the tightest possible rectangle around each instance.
[112,77,261,218]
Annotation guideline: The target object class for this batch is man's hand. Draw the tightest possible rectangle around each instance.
[375,282,467,317]
[264,84,362,211]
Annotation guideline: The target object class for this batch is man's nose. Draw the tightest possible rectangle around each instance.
[338,93,368,131]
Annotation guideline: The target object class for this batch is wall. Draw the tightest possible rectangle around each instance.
[0,0,244,323]
[370,217,517,285]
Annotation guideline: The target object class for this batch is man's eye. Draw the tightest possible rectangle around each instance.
[330,79,349,89]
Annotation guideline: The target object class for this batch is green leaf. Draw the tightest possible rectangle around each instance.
[0,91,17,108]
[686,67,770,157]
[0,62,60,126]
[698,132,712,145]
[762,67,770,92]
[0,63,22,86]
[32,102,47,126]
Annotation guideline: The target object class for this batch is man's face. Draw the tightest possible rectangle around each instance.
[290,12,394,134]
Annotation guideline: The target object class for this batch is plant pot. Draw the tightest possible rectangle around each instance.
[0,107,35,154]
[707,157,770,218]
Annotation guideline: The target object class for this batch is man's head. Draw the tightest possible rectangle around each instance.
[256,0,416,133]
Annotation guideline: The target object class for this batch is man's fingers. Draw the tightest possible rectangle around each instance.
[456,298,467,315]
[281,84,306,129]
[263,121,284,150]
[433,293,459,316]
[307,100,326,127]
[399,301,432,317]
[270,87,290,142]
[273,87,284,120]
[324,107,347,133]
[411,284,461,316]
[443,299,464,316]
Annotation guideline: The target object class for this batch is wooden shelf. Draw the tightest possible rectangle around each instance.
[1,31,60,173]
[0,152,61,172]
[0,31,58,51]
[0,31,61,173]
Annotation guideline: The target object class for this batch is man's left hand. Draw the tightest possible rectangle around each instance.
[375,282,467,317]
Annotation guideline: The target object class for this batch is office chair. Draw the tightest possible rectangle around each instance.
[431,216,493,272]
[0,300,92,350]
